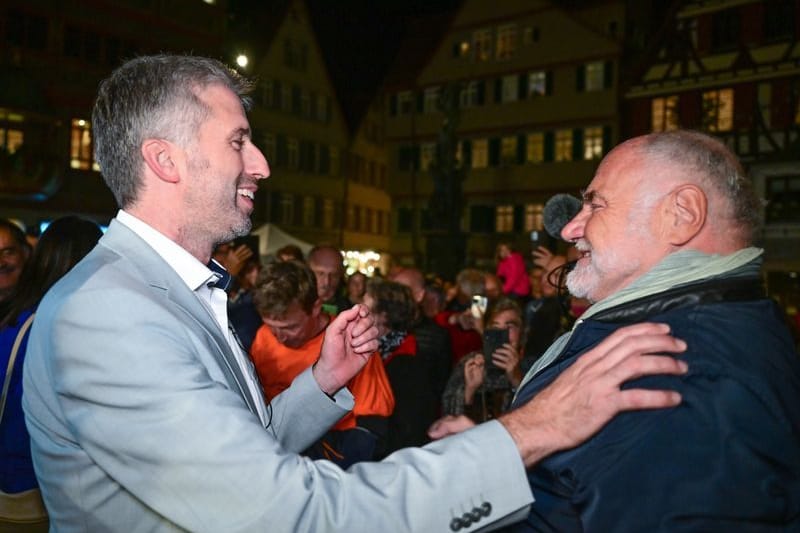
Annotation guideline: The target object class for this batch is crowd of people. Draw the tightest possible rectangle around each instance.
[1,53,798,532]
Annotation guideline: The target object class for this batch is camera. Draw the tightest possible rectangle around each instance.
[482,328,509,371]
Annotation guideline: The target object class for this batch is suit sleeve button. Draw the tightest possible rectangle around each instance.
[450,517,463,531]
[480,502,492,516]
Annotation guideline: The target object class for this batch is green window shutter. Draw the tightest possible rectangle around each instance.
[572,129,584,160]
[516,134,526,164]
[544,131,554,162]
[489,138,501,166]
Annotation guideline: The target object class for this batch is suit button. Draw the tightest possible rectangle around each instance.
[450,517,463,531]
[480,502,492,516]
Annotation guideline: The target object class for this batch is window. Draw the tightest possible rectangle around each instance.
[322,198,335,229]
[316,94,329,122]
[473,29,492,61]
[555,129,573,162]
[420,143,436,171]
[262,79,274,108]
[281,85,291,112]
[496,24,517,60]
[702,88,734,132]
[423,87,440,113]
[262,133,276,163]
[0,110,24,155]
[765,175,800,223]
[522,26,540,45]
[711,8,739,52]
[70,119,98,170]
[501,136,517,165]
[330,147,340,176]
[526,133,544,163]
[652,96,679,132]
[469,205,495,233]
[524,204,544,232]
[583,127,603,160]
[397,207,414,233]
[287,138,299,169]
[280,193,294,225]
[501,75,518,103]
[302,196,316,227]
[460,81,480,108]
[528,71,548,97]
[757,83,771,128]
[397,91,413,115]
[496,205,514,232]
[300,89,311,118]
[472,139,488,168]
[584,61,605,92]
[764,1,796,41]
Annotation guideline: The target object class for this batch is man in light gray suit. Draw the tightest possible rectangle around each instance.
[22,55,688,532]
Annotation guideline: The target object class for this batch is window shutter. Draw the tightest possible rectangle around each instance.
[489,138,500,166]
[604,61,614,89]
[416,91,424,113]
[463,140,473,166]
[544,131,554,162]
[576,66,585,92]
[390,94,397,116]
[518,74,528,100]
[494,78,502,103]
[516,134,526,164]
[513,205,524,232]
[477,81,486,105]
[274,80,282,109]
[545,71,553,96]
[572,129,584,160]
[602,126,613,154]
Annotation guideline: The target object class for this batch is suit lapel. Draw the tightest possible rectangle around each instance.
[99,221,263,420]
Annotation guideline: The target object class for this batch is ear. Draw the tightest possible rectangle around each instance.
[310,298,323,318]
[141,139,181,184]
[662,184,707,246]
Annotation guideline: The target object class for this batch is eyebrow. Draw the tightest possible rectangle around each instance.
[229,127,251,140]
[580,188,607,204]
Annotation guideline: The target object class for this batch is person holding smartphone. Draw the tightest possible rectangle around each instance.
[440,297,524,423]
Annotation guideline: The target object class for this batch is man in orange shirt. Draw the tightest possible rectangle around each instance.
[250,260,394,466]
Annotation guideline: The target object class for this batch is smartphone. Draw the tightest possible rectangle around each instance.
[482,328,509,369]
[530,230,541,249]
[471,295,488,319]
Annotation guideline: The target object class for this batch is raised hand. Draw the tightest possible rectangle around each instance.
[313,304,379,396]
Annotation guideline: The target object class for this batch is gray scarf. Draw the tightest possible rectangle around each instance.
[515,247,764,395]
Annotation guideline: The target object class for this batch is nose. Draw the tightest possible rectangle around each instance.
[245,141,270,181]
[561,205,589,242]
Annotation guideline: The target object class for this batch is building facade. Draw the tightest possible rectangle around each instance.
[0,0,227,231]
[384,0,626,271]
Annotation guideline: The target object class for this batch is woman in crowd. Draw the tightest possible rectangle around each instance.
[440,297,524,423]
[495,242,530,301]
[346,270,367,307]
[0,217,102,531]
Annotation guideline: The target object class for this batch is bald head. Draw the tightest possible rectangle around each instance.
[307,245,344,302]
[390,267,426,304]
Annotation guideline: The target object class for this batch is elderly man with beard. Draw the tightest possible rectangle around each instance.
[507,130,800,531]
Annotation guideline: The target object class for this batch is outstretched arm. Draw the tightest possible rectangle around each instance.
[500,322,687,467]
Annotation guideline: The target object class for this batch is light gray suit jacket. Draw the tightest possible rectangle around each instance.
[23,220,533,532]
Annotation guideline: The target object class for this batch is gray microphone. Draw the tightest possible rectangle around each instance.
[543,194,582,241]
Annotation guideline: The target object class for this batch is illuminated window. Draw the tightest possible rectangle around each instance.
[0,108,24,155]
[583,127,603,160]
[302,196,315,227]
[501,75,518,103]
[460,81,480,108]
[702,88,734,132]
[287,138,299,169]
[423,86,440,113]
[585,61,605,92]
[322,198,335,229]
[526,133,544,163]
[457,40,470,57]
[651,95,679,131]
[524,204,544,232]
[472,139,488,168]
[528,71,548,97]
[555,129,573,162]
[420,143,436,171]
[501,136,517,165]
[496,205,514,232]
[496,24,517,60]
[473,29,492,61]
[70,119,99,171]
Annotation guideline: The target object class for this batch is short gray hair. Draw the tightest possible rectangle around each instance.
[638,130,762,244]
[92,54,254,208]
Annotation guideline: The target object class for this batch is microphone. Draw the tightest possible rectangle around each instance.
[543,194,581,241]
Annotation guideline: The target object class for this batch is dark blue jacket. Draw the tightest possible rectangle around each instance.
[511,276,800,532]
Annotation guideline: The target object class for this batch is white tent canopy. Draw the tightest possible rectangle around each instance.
[250,223,314,260]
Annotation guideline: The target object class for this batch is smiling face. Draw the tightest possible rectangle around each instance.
[183,84,269,248]
[562,142,673,303]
